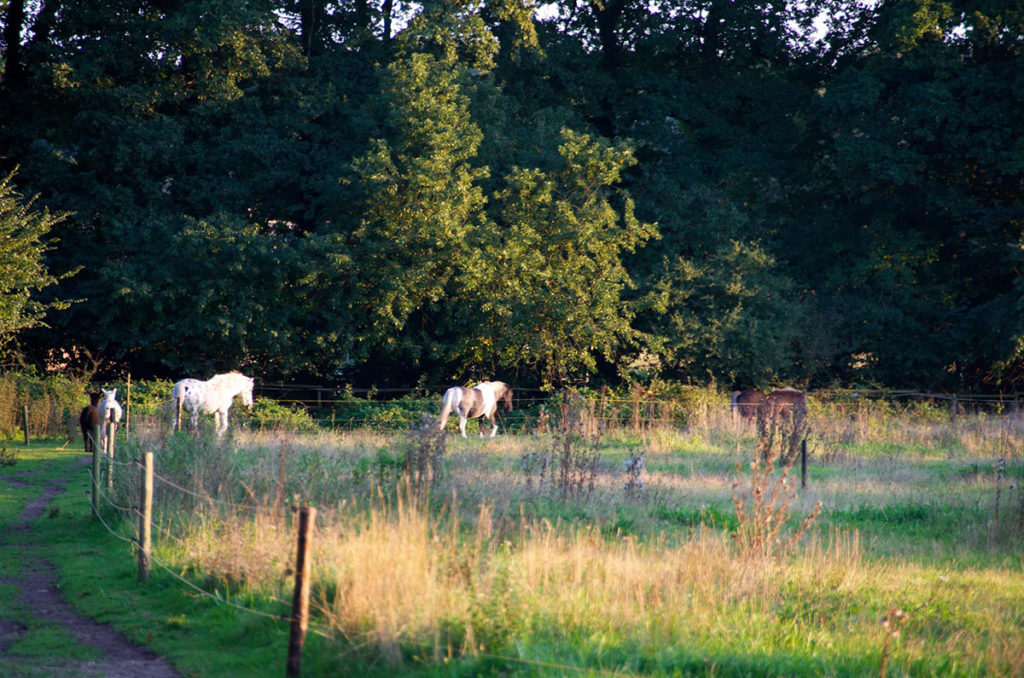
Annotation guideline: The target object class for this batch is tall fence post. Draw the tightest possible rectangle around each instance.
[126,373,132,436]
[138,452,153,582]
[23,405,30,446]
[286,506,316,677]
[106,419,116,492]
[800,438,808,489]
[91,424,101,520]
[174,397,183,433]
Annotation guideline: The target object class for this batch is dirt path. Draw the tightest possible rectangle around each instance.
[0,458,181,677]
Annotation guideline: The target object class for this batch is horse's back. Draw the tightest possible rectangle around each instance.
[80,405,98,430]
[732,389,767,418]
[768,387,806,406]
[172,378,204,399]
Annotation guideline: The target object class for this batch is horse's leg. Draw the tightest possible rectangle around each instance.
[487,413,498,438]
[221,409,230,436]
[458,414,468,438]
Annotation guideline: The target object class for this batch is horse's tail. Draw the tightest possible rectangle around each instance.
[438,388,459,430]
[171,381,187,400]
[170,381,191,430]
[730,391,740,414]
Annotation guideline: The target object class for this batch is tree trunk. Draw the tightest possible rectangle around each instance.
[1,0,28,89]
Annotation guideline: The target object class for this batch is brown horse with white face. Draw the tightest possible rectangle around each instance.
[438,381,513,438]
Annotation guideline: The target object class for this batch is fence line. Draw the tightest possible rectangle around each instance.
[146,548,293,623]
[86,457,309,633]
[87,467,140,544]
[78,390,1021,675]
[150,470,294,515]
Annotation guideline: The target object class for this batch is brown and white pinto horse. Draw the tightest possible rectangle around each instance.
[438,381,513,438]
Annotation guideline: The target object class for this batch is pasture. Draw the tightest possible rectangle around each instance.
[6,392,1024,676]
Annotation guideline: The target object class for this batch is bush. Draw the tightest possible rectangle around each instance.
[236,398,319,433]
[328,393,437,431]
[0,371,87,439]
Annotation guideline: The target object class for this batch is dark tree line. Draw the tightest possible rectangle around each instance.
[1,0,1022,390]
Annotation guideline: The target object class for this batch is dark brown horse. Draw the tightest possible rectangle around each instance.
[766,387,807,413]
[731,390,768,421]
[79,392,101,454]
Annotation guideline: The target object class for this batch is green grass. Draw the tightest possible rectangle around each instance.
[3,427,1024,677]
[0,442,317,677]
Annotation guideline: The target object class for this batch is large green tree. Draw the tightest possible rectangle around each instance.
[0,170,69,356]
[469,129,657,384]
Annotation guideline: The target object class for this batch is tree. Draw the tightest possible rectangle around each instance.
[468,129,657,384]
[339,53,490,366]
[0,170,70,355]
[642,240,808,387]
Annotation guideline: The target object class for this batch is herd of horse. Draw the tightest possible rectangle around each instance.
[78,372,255,450]
[78,373,806,451]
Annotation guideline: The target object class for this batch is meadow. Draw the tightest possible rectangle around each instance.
[5,392,1024,676]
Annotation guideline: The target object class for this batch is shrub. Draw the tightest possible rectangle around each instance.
[237,398,319,433]
[0,371,86,439]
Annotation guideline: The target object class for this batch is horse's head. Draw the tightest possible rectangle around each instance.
[241,377,255,409]
[498,383,514,412]
[101,388,117,401]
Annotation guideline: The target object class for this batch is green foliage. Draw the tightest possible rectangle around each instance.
[329,393,437,431]
[237,397,319,432]
[0,0,1022,391]
[0,441,17,466]
[0,370,86,439]
[124,378,175,417]
[644,240,807,385]
[472,129,656,383]
[0,170,70,355]
[344,48,488,344]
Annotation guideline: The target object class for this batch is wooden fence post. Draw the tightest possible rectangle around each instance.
[91,424,101,520]
[23,405,30,446]
[106,420,116,492]
[126,373,132,436]
[174,397,183,433]
[286,506,316,677]
[138,452,153,582]
[800,438,808,489]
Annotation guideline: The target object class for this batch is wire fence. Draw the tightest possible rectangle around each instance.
[78,388,1024,676]
[84,434,650,675]
[86,449,318,629]
[14,379,1024,444]
[238,384,1024,434]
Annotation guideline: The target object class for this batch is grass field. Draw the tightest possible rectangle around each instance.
[2,399,1023,676]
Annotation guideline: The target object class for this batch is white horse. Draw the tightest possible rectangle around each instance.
[438,381,513,438]
[96,388,123,450]
[171,371,254,436]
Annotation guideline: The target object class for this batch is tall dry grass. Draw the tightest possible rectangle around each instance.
[107,396,1024,675]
